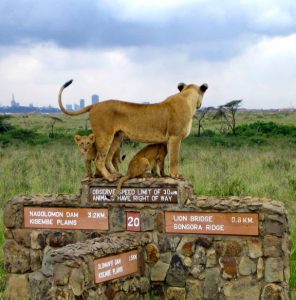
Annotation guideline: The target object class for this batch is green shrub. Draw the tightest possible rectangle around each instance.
[75,129,93,136]
[0,115,13,133]
[236,121,296,137]
[0,128,49,145]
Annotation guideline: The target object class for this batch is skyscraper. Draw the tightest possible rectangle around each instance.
[66,104,73,111]
[80,99,85,109]
[11,94,19,107]
[92,94,99,104]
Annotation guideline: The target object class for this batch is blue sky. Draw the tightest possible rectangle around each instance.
[0,0,296,108]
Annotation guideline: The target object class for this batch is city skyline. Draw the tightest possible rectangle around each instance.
[1,92,100,110]
[1,90,294,114]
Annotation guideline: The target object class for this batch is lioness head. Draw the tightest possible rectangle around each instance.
[177,82,208,108]
[74,133,96,156]
[178,82,208,93]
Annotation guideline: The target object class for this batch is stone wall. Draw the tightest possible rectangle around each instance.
[3,178,291,299]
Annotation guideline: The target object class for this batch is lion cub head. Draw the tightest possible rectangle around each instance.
[74,133,96,158]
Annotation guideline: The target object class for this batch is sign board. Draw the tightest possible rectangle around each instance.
[94,250,138,284]
[90,187,178,203]
[24,207,109,230]
[165,212,259,236]
[126,212,141,232]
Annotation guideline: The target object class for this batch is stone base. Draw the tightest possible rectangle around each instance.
[3,178,291,299]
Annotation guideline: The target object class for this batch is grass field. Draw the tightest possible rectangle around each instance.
[0,111,295,297]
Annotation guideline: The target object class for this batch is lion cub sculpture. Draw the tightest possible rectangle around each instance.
[112,143,167,200]
[75,133,124,178]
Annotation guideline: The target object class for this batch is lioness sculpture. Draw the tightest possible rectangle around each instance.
[59,80,208,181]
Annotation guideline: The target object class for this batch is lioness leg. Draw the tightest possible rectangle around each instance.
[112,148,121,172]
[94,134,117,182]
[168,136,182,178]
[105,132,124,175]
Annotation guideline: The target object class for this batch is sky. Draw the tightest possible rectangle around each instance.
[0,0,296,109]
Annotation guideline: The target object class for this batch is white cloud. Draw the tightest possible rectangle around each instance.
[241,0,296,29]
[101,0,202,22]
[103,0,296,31]
[0,33,295,109]
[203,34,296,108]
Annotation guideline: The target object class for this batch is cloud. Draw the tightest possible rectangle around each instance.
[0,33,295,109]
[0,0,295,61]
[197,34,296,109]
[0,1,295,109]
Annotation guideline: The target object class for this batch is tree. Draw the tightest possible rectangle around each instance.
[48,116,63,137]
[213,100,242,135]
[194,107,215,136]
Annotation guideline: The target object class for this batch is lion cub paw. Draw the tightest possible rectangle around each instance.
[106,173,119,182]
[170,173,184,180]
[112,171,122,178]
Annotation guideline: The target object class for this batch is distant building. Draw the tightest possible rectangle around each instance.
[80,99,85,109]
[11,94,20,107]
[11,94,16,107]
[142,101,150,104]
[74,104,80,110]
[92,94,99,104]
[1,93,60,113]
[66,104,73,111]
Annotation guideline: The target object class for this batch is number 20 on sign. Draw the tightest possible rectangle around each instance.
[126,212,141,231]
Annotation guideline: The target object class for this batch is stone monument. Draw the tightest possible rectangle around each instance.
[3,177,291,299]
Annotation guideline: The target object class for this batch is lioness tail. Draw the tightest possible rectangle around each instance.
[58,80,94,116]
[113,175,130,201]
[63,79,73,89]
